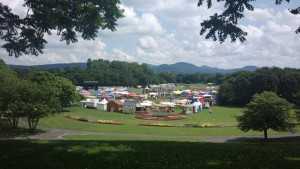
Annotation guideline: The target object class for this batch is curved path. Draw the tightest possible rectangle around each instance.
[11,128,299,143]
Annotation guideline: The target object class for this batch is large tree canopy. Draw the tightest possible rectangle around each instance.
[238,91,294,140]
[0,0,123,57]
[198,0,300,43]
[0,60,77,129]
[217,67,300,107]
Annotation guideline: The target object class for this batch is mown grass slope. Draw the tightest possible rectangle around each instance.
[39,106,298,140]
[1,140,299,169]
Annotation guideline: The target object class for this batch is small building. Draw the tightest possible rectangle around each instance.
[203,94,213,108]
[107,100,123,112]
[97,99,108,111]
[123,100,138,114]
[149,83,176,97]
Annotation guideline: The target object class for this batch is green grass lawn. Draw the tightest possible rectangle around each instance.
[1,140,299,169]
[3,106,300,169]
[39,106,299,141]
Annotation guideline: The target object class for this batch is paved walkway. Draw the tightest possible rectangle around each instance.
[9,128,299,143]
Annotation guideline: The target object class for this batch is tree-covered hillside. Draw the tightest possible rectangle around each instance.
[218,68,300,107]
[12,59,228,86]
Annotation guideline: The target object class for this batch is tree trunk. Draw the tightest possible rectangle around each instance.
[8,117,19,128]
[263,129,268,140]
[27,117,40,130]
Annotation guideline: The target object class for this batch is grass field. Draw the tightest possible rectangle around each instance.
[1,140,299,169]
[2,106,300,169]
[39,106,299,141]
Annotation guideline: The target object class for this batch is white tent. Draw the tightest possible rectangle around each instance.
[80,98,99,108]
[140,100,153,107]
[160,102,176,107]
[192,101,202,113]
[100,98,108,104]
[97,99,108,111]
[175,99,188,105]
[173,90,183,95]
[184,105,193,115]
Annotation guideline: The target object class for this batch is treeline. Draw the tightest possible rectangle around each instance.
[0,60,77,130]
[16,59,227,86]
[218,67,300,107]
[158,72,225,84]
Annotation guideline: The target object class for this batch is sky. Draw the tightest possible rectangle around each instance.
[0,0,300,68]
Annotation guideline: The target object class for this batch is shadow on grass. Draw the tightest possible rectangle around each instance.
[0,127,45,139]
[226,136,300,143]
[0,139,299,169]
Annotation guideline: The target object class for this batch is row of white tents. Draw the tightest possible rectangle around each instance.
[80,97,206,115]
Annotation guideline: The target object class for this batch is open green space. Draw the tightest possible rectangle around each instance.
[40,106,299,141]
[1,140,299,169]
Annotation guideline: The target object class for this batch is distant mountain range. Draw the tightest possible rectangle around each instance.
[9,62,257,74]
[10,63,87,70]
[150,62,257,74]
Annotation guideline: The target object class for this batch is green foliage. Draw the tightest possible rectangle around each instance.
[0,0,123,57]
[218,67,300,106]
[7,80,55,129]
[50,59,161,86]
[1,140,300,169]
[0,70,21,128]
[0,61,77,130]
[5,139,300,169]
[296,110,300,121]
[198,0,299,42]
[218,71,254,105]
[293,91,300,108]
[238,91,294,139]
[0,62,19,112]
[42,59,227,86]
[0,59,7,69]
[28,71,77,111]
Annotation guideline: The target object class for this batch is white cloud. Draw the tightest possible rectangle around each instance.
[110,49,135,62]
[138,36,159,49]
[1,34,108,65]
[112,5,164,35]
[1,0,27,17]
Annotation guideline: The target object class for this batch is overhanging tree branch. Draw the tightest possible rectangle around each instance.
[0,0,123,57]
[198,0,299,42]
